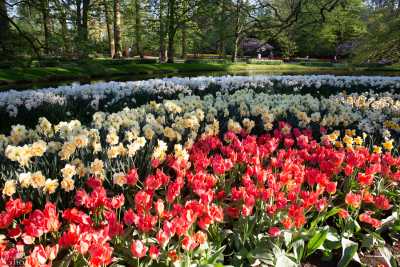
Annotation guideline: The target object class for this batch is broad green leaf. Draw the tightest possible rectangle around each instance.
[172,260,183,267]
[306,229,328,257]
[344,217,361,237]
[324,207,341,218]
[284,231,293,247]
[292,239,305,263]
[360,232,385,248]
[207,246,226,264]
[393,220,400,232]
[253,250,275,266]
[361,234,374,248]
[326,229,340,242]
[378,212,399,233]
[337,238,358,267]
[324,229,341,250]
[378,246,398,267]
[233,234,241,251]
[53,251,74,267]
[310,208,341,230]
[275,253,298,267]
[73,254,88,267]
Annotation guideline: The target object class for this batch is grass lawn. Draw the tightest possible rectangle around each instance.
[0,59,399,86]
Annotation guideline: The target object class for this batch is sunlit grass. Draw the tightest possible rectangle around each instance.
[1,60,399,86]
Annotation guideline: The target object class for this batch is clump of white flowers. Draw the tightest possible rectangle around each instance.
[1,75,399,122]
[152,140,168,163]
[5,140,47,166]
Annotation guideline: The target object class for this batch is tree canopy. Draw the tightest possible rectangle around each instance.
[0,0,398,63]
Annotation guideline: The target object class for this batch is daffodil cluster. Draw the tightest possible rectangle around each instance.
[1,86,400,197]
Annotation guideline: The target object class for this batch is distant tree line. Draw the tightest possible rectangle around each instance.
[0,0,398,64]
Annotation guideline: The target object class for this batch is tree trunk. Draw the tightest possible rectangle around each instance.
[0,0,10,56]
[59,13,69,55]
[76,0,82,37]
[135,0,143,58]
[75,0,89,57]
[167,0,175,63]
[41,0,51,55]
[103,0,115,58]
[218,0,226,58]
[53,0,68,55]
[159,0,166,63]
[181,23,186,59]
[231,0,242,62]
[113,0,122,58]
[167,29,175,63]
[180,0,188,59]
[75,0,84,57]
[232,34,240,62]
[219,38,226,58]
[82,0,90,42]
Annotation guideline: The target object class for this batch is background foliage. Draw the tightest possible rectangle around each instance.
[0,0,399,64]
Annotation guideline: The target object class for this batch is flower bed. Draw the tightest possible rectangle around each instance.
[0,123,399,266]
[246,59,284,65]
[1,75,400,266]
[1,75,400,131]
[2,89,400,160]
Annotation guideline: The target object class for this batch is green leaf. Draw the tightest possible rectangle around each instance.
[292,239,305,263]
[324,229,341,250]
[393,221,400,232]
[326,228,339,241]
[378,212,399,233]
[361,234,374,249]
[284,231,293,247]
[306,229,328,257]
[337,238,359,267]
[310,208,341,230]
[361,232,385,248]
[344,217,361,237]
[252,250,275,266]
[215,264,233,267]
[324,207,341,218]
[73,254,88,267]
[275,253,298,267]
[53,251,74,267]
[207,246,226,264]
[378,246,398,267]
[233,234,241,251]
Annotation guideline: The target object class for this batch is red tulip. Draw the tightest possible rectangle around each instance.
[268,227,281,237]
[130,240,147,258]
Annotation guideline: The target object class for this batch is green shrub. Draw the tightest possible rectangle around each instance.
[133,58,158,64]
[0,59,32,69]
[100,59,132,66]
[36,58,63,67]
[0,61,14,69]
[97,58,158,65]
[184,58,245,64]
[299,61,334,67]
[246,59,283,65]
[185,58,227,64]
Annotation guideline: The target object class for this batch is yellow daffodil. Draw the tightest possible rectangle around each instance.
[383,140,394,151]
[373,145,382,154]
